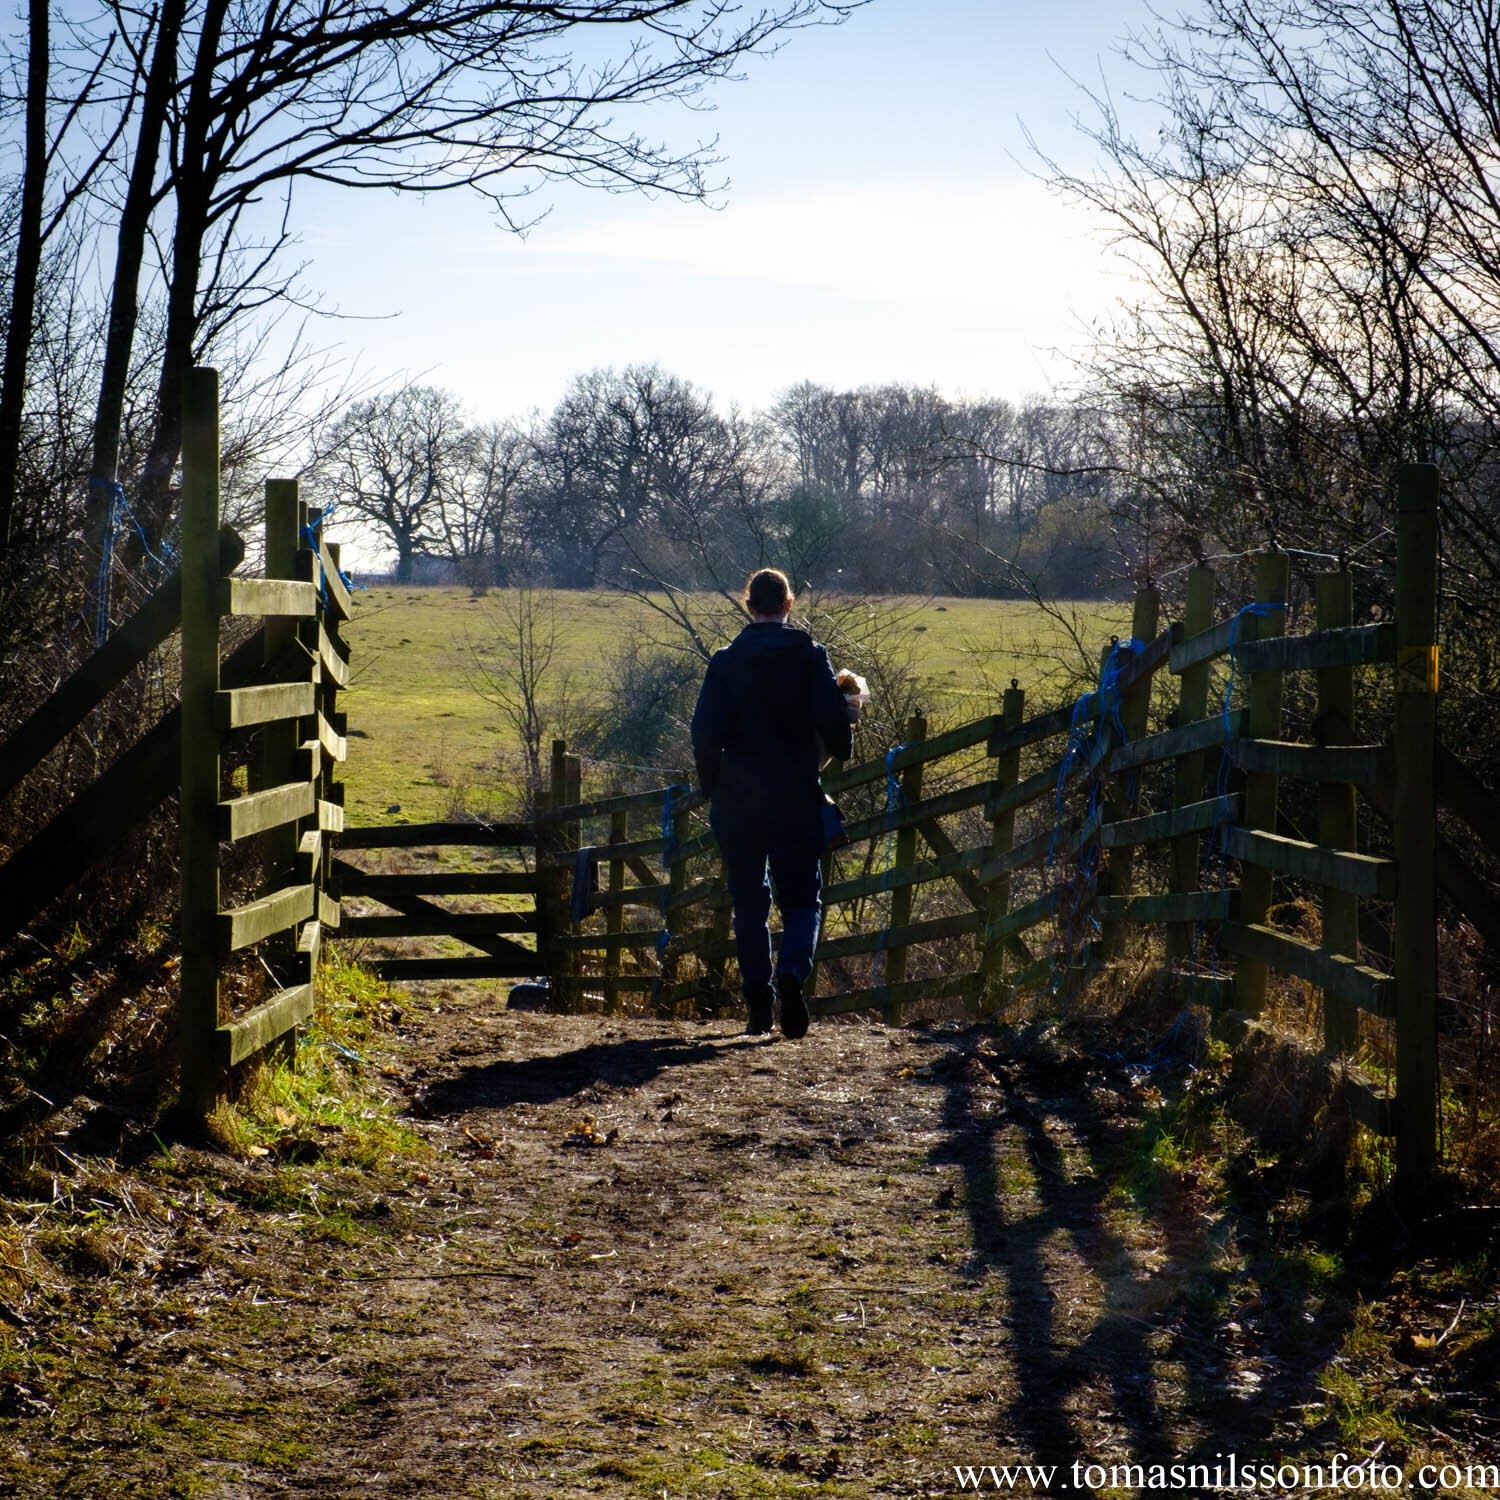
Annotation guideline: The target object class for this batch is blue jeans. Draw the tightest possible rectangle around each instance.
[712,815,823,994]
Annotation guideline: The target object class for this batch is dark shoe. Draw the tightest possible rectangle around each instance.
[776,973,809,1039]
[745,985,775,1035]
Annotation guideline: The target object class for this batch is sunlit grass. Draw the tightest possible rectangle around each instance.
[338,585,1128,824]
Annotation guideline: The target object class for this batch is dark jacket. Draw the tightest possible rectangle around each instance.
[690,621,853,837]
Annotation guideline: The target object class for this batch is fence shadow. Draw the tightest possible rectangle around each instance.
[917,1020,1369,1482]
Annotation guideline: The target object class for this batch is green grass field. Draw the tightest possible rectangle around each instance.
[337,587,1128,825]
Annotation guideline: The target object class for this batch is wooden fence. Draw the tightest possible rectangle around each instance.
[0,367,350,1113]
[437,462,1495,1190]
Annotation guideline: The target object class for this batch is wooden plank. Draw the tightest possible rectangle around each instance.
[1317,570,1361,1054]
[589,883,670,911]
[331,865,539,897]
[978,816,1083,886]
[298,828,322,867]
[1234,549,1289,1019]
[219,883,316,951]
[0,705,178,944]
[1167,564,1217,964]
[369,956,539,982]
[605,807,627,1013]
[0,622,280,946]
[1109,711,1247,775]
[218,780,315,842]
[216,577,317,618]
[986,701,1075,758]
[0,529,243,803]
[313,711,346,763]
[297,920,321,957]
[810,971,982,1018]
[1218,920,1395,1018]
[814,908,982,963]
[981,888,1057,946]
[841,779,989,848]
[886,713,999,774]
[554,930,663,953]
[215,680,316,730]
[884,714,927,1017]
[318,621,350,687]
[823,844,986,907]
[1100,588,1161,959]
[338,821,536,848]
[318,799,345,832]
[1168,612,1242,674]
[539,786,682,824]
[1096,889,1236,924]
[1113,622,1177,696]
[985,763,1059,822]
[215,982,315,1068]
[1234,621,1395,674]
[317,536,353,621]
[1223,825,1396,899]
[665,877,723,913]
[1100,794,1241,850]
[1434,745,1500,863]
[1229,738,1390,785]
[663,828,716,868]
[982,682,1027,1007]
[915,817,989,911]
[340,911,537,938]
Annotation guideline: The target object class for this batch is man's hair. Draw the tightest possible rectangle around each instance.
[744,567,793,616]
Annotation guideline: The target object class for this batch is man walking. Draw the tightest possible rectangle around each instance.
[690,569,854,1037]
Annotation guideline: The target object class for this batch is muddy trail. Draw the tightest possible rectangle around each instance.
[3,985,1493,1499]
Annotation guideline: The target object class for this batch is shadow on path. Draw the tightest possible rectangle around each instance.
[418,1030,764,1115]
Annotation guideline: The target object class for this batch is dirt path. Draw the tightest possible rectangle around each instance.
[4,984,1486,1499]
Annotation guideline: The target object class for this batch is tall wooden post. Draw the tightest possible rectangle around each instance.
[604,807,626,1014]
[980,683,1025,1013]
[261,480,304,1065]
[534,737,567,996]
[661,788,690,1014]
[1234,549,1289,1017]
[1167,566,1217,964]
[564,753,582,1009]
[1317,568,1360,1054]
[1394,464,1440,1189]
[884,713,926,1022]
[178,368,221,1115]
[1100,588,1160,958]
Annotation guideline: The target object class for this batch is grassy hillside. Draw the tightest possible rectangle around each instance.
[337,587,1128,825]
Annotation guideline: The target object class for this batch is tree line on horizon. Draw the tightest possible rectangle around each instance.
[313,370,1123,601]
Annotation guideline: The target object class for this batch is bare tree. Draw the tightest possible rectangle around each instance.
[318,384,465,582]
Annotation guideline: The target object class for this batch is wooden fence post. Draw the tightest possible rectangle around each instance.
[1318,567,1360,1054]
[604,807,626,1013]
[1394,463,1440,1189]
[534,738,567,995]
[261,480,304,1065]
[565,752,582,1009]
[1167,565,1217,965]
[178,368,221,1115]
[660,789,690,1013]
[884,713,927,1023]
[1100,587,1160,959]
[1234,549,1290,1017]
[980,682,1025,1012]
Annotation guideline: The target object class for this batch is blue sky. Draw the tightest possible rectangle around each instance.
[297,0,1166,422]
